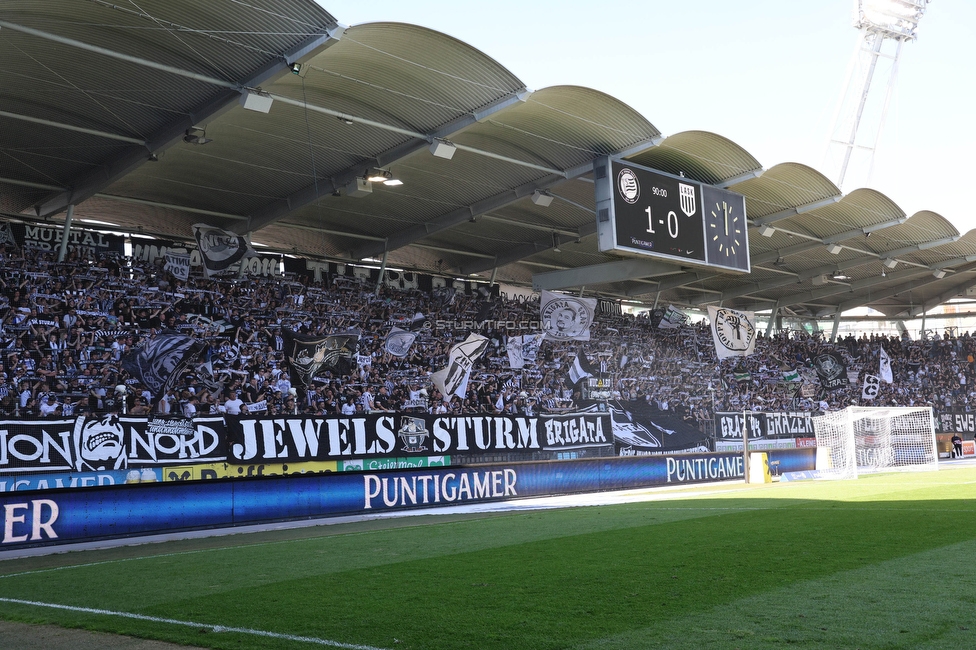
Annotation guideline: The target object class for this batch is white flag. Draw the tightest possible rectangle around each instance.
[658,305,688,329]
[164,250,190,281]
[879,347,893,384]
[507,333,543,369]
[540,291,596,341]
[384,327,417,358]
[862,374,881,400]
[707,306,757,360]
[431,333,489,400]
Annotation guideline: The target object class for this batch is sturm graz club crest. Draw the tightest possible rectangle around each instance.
[398,417,430,453]
[617,167,640,204]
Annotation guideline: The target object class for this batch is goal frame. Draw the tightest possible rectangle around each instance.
[812,406,938,479]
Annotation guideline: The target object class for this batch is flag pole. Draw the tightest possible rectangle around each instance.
[742,409,750,483]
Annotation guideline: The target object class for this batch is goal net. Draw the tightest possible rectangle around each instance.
[812,406,937,479]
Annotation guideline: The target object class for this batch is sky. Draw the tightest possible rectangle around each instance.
[322,0,975,234]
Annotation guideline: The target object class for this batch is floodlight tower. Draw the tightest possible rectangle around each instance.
[823,0,931,190]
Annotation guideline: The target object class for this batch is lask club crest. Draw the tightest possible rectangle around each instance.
[679,183,697,217]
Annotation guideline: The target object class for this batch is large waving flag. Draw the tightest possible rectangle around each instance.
[283,329,360,387]
[540,291,597,341]
[879,347,893,384]
[812,351,850,391]
[658,305,689,329]
[431,333,489,400]
[192,224,256,278]
[384,327,417,358]
[507,333,544,369]
[707,306,757,359]
[164,250,190,281]
[569,350,595,385]
[121,332,204,405]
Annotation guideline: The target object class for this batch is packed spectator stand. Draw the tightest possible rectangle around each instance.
[0,241,963,429]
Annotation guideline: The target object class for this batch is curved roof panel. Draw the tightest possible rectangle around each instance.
[2,1,975,321]
[626,131,761,185]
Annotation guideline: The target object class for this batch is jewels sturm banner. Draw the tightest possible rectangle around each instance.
[224,412,611,463]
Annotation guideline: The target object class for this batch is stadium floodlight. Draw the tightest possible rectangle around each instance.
[823,0,930,190]
[856,0,929,40]
[365,169,403,186]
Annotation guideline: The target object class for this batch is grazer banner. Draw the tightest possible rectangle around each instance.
[0,415,226,474]
[225,412,611,463]
[714,411,816,440]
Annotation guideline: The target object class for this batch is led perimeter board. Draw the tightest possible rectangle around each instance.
[595,157,750,273]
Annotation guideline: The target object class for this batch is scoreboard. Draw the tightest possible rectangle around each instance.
[594,157,750,273]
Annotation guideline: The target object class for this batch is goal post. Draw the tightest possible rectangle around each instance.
[812,406,938,479]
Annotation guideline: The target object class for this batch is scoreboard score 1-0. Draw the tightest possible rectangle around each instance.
[594,157,750,273]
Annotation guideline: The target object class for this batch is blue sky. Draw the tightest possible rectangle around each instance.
[323,1,975,233]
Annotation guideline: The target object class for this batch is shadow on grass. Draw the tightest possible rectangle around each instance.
[3,489,974,650]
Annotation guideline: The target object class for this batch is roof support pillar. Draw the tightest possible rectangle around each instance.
[374,251,389,297]
[830,310,842,343]
[766,301,779,336]
[57,205,74,263]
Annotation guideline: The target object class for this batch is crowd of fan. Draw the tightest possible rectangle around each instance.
[0,242,969,423]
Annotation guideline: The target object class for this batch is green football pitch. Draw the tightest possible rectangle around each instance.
[2,467,976,649]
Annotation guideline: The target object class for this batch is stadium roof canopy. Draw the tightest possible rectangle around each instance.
[2,0,975,322]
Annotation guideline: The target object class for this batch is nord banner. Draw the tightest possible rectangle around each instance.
[714,411,815,440]
[0,415,226,474]
[225,412,611,463]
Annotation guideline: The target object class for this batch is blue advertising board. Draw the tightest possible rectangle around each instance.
[0,449,814,550]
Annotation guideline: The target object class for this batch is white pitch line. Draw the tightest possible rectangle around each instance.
[0,597,388,650]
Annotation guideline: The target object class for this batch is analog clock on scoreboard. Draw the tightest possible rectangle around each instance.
[595,158,750,273]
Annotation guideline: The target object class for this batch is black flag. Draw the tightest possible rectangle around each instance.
[812,351,849,391]
[121,332,204,405]
[283,329,360,387]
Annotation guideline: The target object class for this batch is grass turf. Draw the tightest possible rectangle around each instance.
[1,469,975,649]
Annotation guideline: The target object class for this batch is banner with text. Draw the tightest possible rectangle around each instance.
[0,415,227,474]
[11,223,124,256]
[225,411,611,463]
[713,411,816,440]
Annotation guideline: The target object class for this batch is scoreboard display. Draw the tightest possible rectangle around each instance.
[595,157,750,273]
